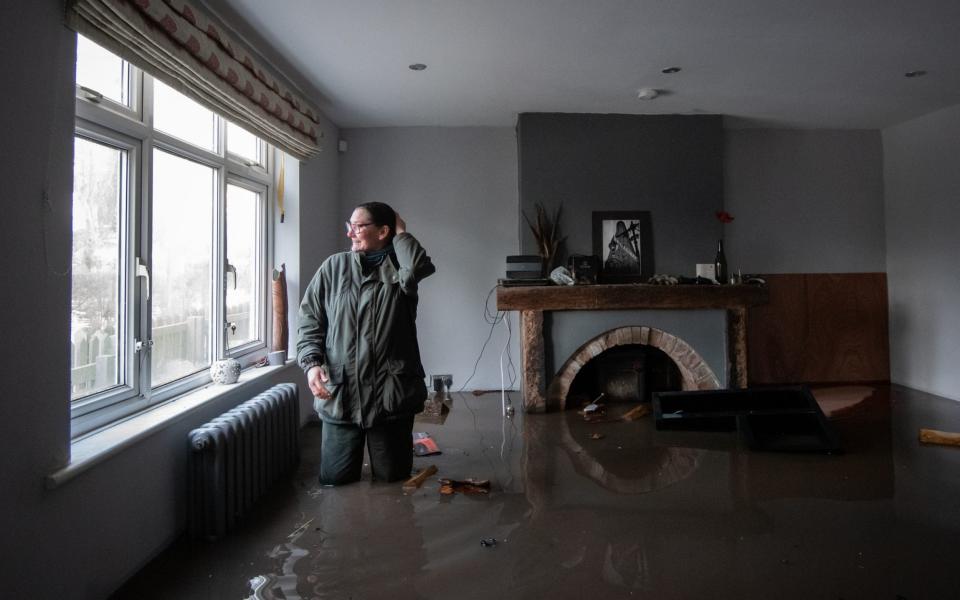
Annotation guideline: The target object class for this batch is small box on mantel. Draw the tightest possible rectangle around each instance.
[505,255,543,279]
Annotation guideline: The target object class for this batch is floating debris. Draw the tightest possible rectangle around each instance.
[403,465,438,491]
[439,478,491,495]
[919,428,960,447]
[413,432,442,456]
[621,404,651,421]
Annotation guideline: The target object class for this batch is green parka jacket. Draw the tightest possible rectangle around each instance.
[296,232,436,427]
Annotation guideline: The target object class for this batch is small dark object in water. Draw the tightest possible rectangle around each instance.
[480,538,497,547]
[439,478,491,495]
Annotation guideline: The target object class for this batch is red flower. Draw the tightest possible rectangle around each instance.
[715,210,735,224]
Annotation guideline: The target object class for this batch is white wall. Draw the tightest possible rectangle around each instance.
[0,3,342,597]
[883,103,960,401]
[724,129,886,274]
[339,127,521,391]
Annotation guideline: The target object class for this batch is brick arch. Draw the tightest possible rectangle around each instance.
[546,326,721,411]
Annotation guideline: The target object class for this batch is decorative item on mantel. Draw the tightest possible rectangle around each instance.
[500,255,551,287]
[549,266,575,286]
[567,254,599,284]
[714,210,734,284]
[592,210,654,283]
[523,202,565,276]
[648,274,679,285]
[714,240,728,284]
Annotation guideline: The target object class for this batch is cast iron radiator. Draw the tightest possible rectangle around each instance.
[188,382,300,541]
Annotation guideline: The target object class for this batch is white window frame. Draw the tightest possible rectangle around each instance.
[70,123,141,421]
[71,37,274,438]
[223,176,270,360]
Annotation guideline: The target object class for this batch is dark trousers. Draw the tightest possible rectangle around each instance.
[319,415,414,485]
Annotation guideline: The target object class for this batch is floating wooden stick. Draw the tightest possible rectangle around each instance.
[621,404,651,421]
[919,428,960,447]
[403,465,438,491]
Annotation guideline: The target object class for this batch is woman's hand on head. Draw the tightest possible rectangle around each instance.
[395,214,406,235]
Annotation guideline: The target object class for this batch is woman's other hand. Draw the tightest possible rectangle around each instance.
[307,365,331,400]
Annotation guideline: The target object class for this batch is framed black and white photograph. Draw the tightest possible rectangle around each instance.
[592,211,654,283]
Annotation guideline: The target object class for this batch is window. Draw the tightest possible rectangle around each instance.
[153,79,217,152]
[75,35,132,107]
[71,136,128,398]
[225,183,265,350]
[150,149,215,387]
[227,121,265,167]
[71,35,273,436]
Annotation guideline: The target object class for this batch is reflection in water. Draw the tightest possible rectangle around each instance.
[116,387,960,599]
[558,403,703,494]
[601,542,650,591]
[814,385,878,418]
[305,487,426,599]
[245,517,313,600]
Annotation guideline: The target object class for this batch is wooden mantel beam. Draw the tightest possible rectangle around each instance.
[496,283,768,312]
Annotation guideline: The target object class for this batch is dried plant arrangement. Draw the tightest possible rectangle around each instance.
[523,202,566,274]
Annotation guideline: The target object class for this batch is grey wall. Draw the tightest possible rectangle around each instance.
[882,103,960,401]
[298,135,343,309]
[1,4,76,589]
[517,113,725,275]
[516,113,725,385]
[0,3,341,597]
[339,127,521,391]
[724,129,886,274]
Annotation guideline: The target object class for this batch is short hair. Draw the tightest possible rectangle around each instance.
[355,201,397,242]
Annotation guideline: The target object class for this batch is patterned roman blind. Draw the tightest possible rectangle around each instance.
[68,0,322,160]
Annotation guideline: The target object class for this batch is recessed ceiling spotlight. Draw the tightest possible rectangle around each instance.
[409,63,427,71]
[661,67,681,74]
[904,70,927,78]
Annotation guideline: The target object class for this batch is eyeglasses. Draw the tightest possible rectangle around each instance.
[345,221,375,234]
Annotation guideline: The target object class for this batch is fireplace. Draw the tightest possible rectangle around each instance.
[496,283,768,412]
[548,325,720,411]
[566,343,682,407]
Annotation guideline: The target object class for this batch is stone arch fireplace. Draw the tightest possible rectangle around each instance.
[547,326,721,411]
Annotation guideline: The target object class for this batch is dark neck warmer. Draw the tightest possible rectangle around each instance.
[361,244,393,270]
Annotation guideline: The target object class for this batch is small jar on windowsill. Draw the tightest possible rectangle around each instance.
[210,358,241,384]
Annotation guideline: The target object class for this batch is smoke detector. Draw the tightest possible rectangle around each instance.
[637,88,659,100]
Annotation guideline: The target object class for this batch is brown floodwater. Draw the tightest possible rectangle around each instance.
[113,385,960,599]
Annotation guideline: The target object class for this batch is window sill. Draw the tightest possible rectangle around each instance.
[47,362,296,489]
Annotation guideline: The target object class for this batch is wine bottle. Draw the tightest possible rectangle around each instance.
[714,240,728,284]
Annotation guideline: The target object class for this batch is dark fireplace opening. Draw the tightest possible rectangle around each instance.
[567,344,681,407]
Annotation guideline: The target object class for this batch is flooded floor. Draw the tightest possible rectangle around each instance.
[113,385,960,599]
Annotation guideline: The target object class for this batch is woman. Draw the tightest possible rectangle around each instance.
[297,202,435,485]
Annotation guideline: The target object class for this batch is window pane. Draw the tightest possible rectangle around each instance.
[71,137,125,399]
[226,121,262,165]
[226,184,261,349]
[76,35,129,106]
[153,80,217,152]
[151,149,214,386]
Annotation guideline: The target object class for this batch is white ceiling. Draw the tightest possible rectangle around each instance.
[220,0,960,129]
